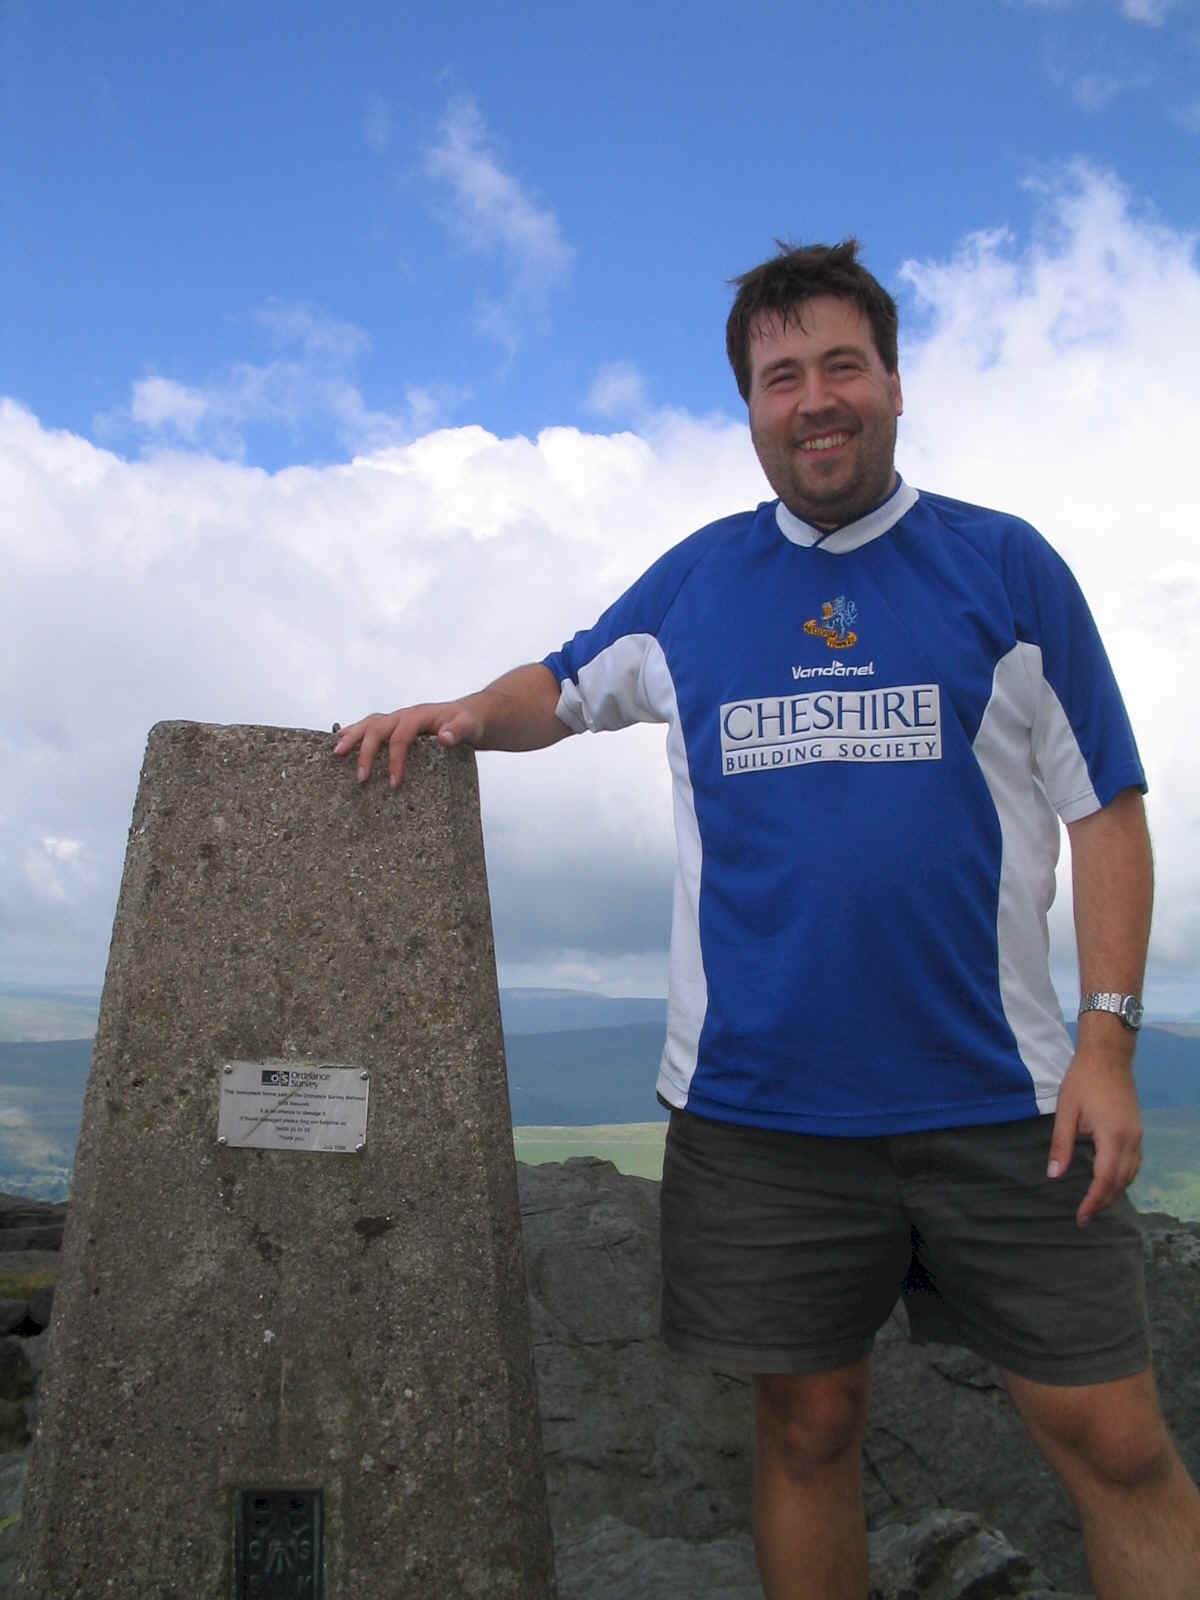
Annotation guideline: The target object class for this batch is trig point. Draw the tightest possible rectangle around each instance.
[19,721,556,1598]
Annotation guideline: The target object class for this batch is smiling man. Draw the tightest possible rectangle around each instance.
[336,240,1200,1598]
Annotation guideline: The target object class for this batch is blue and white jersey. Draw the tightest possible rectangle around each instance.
[542,481,1145,1137]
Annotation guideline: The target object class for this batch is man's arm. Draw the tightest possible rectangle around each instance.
[1050,786,1153,1226]
[333,662,574,788]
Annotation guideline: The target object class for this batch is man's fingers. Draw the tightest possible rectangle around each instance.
[333,706,473,787]
[331,713,409,783]
[1046,1102,1077,1182]
[1076,1131,1141,1227]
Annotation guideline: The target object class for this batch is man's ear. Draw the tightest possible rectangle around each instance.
[890,370,903,417]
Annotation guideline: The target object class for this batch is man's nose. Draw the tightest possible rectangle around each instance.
[793,371,835,414]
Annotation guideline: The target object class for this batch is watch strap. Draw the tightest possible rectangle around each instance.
[1078,992,1143,1031]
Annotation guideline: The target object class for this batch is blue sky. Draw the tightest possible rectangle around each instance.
[7,0,1199,460]
[3,0,1200,1012]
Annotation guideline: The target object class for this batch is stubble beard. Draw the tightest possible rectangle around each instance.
[757,415,898,531]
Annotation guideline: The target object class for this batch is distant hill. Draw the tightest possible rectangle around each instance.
[505,1022,667,1125]
[499,988,666,1036]
[0,986,100,1043]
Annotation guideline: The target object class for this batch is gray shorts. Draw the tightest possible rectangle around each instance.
[660,1108,1150,1386]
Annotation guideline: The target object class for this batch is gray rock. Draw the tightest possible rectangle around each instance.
[519,1157,752,1547]
[555,1515,760,1600]
[22,1290,52,1333]
[867,1509,1083,1599]
[0,1346,32,1409]
[0,1451,29,1596]
[0,1312,24,1342]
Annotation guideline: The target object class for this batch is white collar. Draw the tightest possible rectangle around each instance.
[774,478,919,554]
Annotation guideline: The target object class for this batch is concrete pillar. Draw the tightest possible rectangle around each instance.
[19,721,556,1598]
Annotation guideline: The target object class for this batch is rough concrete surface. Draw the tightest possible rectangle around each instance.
[18,722,555,1598]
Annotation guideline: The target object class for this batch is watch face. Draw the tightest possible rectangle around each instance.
[1120,996,1144,1030]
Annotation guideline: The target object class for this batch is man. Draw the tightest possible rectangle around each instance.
[335,240,1200,1598]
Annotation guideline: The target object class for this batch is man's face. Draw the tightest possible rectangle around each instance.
[746,295,902,530]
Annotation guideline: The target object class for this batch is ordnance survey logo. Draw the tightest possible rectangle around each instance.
[720,684,942,775]
[804,594,858,650]
[261,1068,329,1087]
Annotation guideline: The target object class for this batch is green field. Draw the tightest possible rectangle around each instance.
[514,1121,668,1179]
[516,1110,1200,1221]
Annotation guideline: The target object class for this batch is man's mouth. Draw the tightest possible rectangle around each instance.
[798,430,853,453]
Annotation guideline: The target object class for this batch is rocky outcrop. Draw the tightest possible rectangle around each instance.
[2,1166,1198,1598]
[520,1158,1200,1599]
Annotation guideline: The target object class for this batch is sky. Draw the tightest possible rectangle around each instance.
[3,0,1200,1016]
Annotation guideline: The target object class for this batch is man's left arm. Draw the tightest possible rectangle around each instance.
[1050,787,1153,1226]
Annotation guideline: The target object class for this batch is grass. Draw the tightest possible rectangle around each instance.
[514,1121,668,1180]
[0,1267,57,1300]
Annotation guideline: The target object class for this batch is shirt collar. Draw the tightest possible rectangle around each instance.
[774,477,919,554]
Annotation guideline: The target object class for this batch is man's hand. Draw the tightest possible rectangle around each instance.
[334,702,487,789]
[333,663,573,788]
[1047,1036,1142,1227]
[1050,786,1152,1227]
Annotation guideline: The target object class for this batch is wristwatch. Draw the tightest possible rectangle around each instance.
[1078,992,1144,1031]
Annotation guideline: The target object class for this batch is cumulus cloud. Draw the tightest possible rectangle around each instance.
[422,94,574,353]
[0,393,760,990]
[3,163,1200,1011]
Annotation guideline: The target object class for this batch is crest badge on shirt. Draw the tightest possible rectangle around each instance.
[803,595,859,650]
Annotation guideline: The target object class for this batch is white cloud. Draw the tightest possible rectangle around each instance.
[130,377,210,437]
[422,93,573,352]
[586,362,651,421]
[3,164,1200,1009]
[255,300,372,365]
[1119,0,1178,23]
[1040,34,1156,112]
[108,302,440,459]
[41,837,83,862]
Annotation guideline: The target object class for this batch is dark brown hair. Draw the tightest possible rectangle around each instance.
[725,238,899,401]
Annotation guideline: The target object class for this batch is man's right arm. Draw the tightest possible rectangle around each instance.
[333,662,574,788]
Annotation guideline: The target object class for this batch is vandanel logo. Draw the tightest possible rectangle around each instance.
[804,595,858,650]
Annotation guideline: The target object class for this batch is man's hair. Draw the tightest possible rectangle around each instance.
[725,238,899,401]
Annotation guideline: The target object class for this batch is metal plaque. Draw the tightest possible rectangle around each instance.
[217,1062,369,1153]
[234,1487,322,1599]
